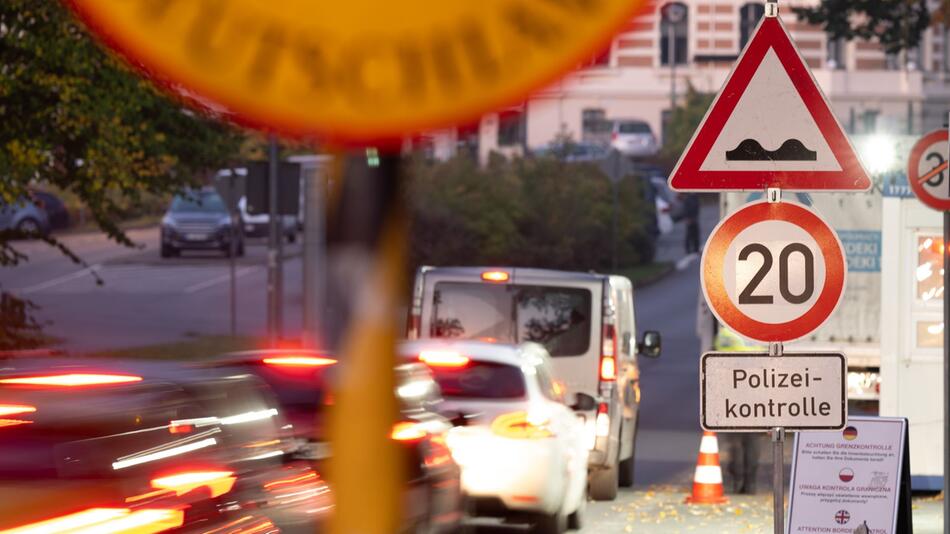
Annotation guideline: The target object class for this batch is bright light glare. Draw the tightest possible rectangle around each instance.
[151,470,235,498]
[419,350,469,368]
[0,374,142,387]
[391,421,427,441]
[0,405,35,417]
[859,136,896,174]
[219,408,278,425]
[262,356,337,367]
[112,437,217,470]
[927,323,944,335]
[1,508,183,534]
[595,411,610,437]
[916,262,933,282]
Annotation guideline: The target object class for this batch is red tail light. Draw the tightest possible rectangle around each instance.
[0,373,142,387]
[600,324,618,382]
[3,507,184,533]
[595,402,610,437]
[150,470,236,499]
[491,411,554,439]
[419,350,469,368]
[391,421,427,442]
[407,313,422,340]
[0,404,35,417]
[262,356,337,367]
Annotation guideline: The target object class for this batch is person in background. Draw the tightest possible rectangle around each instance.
[682,193,701,254]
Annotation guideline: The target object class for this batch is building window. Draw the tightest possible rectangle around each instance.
[660,2,689,66]
[739,3,764,51]
[497,108,525,147]
[885,51,900,71]
[861,109,880,133]
[581,109,611,144]
[827,36,845,70]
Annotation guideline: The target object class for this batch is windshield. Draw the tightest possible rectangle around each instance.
[431,282,592,357]
[428,360,526,399]
[618,121,651,134]
[170,193,226,213]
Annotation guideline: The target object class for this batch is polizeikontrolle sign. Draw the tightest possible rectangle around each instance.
[67,0,649,141]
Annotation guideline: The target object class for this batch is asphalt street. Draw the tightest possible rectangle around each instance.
[2,228,303,350]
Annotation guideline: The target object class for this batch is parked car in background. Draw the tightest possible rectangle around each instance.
[238,196,298,243]
[0,197,50,238]
[610,119,659,158]
[409,267,662,502]
[161,189,244,258]
[29,190,70,231]
[402,339,591,534]
[0,356,330,532]
[210,349,465,534]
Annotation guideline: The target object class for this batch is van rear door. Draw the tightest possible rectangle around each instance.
[417,268,603,399]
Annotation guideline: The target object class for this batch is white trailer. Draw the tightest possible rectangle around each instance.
[720,134,943,489]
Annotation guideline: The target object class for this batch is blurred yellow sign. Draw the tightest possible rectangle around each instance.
[68,0,648,140]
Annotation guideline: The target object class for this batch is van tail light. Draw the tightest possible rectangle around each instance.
[391,421,427,442]
[262,356,337,367]
[599,324,618,382]
[595,403,610,437]
[491,411,555,439]
[480,270,510,282]
[419,350,469,368]
[407,312,421,340]
[0,373,142,387]
[3,507,184,533]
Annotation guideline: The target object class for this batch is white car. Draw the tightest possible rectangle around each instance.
[400,339,591,534]
[610,119,659,158]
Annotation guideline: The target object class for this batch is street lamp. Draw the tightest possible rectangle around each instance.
[663,3,687,111]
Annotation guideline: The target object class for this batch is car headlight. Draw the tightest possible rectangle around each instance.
[161,215,176,229]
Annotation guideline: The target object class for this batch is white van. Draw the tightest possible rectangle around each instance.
[408,266,661,501]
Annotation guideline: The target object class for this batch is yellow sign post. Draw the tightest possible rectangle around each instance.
[67,0,648,141]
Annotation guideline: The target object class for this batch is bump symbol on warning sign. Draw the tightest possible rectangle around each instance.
[702,201,846,343]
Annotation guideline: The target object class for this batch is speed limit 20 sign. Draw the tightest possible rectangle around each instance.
[908,129,950,211]
[702,201,846,343]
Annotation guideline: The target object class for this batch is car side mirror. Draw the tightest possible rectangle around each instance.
[571,392,597,411]
[639,330,661,358]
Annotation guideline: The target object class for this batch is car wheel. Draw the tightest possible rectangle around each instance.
[160,244,178,258]
[589,459,619,501]
[16,217,41,237]
[567,485,587,530]
[619,418,639,488]
[532,510,566,534]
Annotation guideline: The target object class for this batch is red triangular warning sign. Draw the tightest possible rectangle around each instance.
[669,15,870,191]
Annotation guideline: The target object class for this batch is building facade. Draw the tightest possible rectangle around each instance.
[453,0,950,164]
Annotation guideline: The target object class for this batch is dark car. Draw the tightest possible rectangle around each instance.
[212,349,465,534]
[0,357,331,532]
[161,189,244,258]
[30,190,70,231]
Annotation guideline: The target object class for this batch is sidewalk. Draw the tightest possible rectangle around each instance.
[584,487,943,533]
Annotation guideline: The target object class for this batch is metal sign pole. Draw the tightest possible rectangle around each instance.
[769,341,785,534]
[267,136,279,345]
[228,173,237,338]
[944,206,949,534]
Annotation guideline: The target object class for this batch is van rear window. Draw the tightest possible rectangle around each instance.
[431,282,592,357]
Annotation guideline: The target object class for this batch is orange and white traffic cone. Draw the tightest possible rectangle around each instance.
[685,431,729,504]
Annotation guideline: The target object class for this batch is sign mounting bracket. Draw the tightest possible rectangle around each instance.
[767,188,782,203]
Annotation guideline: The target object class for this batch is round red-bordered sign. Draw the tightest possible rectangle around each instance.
[701,201,846,343]
[907,129,950,211]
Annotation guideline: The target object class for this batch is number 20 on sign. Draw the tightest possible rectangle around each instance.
[701,201,846,343]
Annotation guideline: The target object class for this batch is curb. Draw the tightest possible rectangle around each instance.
[633,262,676,288]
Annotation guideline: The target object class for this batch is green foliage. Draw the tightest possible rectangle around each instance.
[793,0,930,55]
[406,154,655,272]
[659,84,714,163]
[0,1,242,266]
